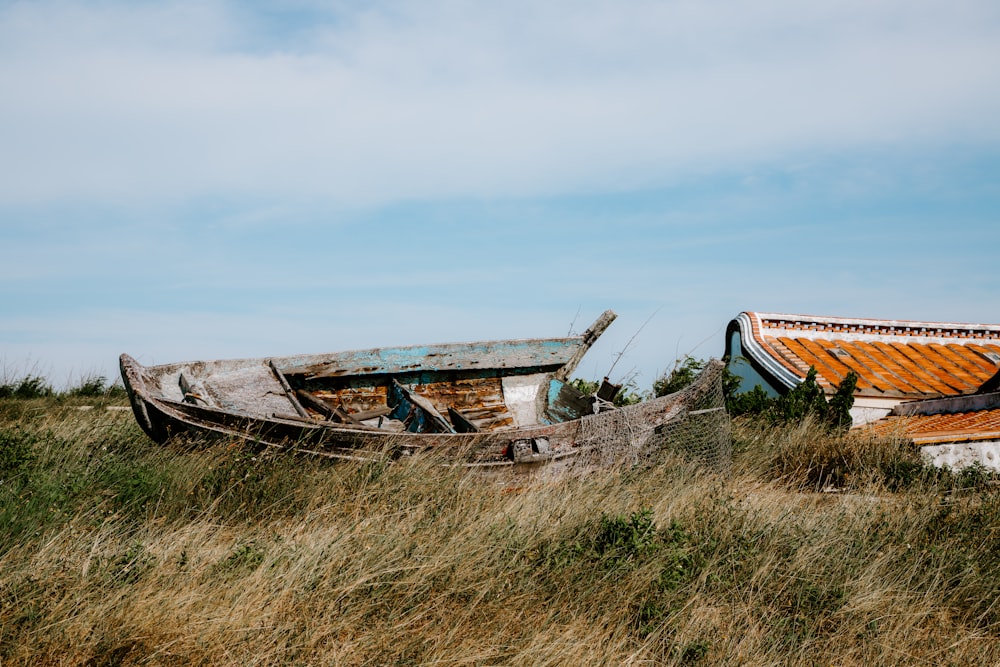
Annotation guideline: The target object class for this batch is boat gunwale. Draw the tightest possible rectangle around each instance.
[128,334,588,379]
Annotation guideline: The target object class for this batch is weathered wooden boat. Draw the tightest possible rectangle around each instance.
[120,311,730,469]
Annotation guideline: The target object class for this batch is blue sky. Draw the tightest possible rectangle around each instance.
[1,0,999,389]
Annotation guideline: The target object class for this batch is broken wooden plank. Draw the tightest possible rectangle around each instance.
[296,389,395,425]
[295,389,336,418]
[390,379,456,434]
[352,406,393,421]
[294,389,359,423]
[448,406,481,433]
[553,310,617,382]
[269,360,311,419]
[545,378,595,423]
[271,412,384,432]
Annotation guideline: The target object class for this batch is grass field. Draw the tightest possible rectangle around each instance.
[1,390,999,666]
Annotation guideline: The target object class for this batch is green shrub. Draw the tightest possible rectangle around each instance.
[65,374,129,400]
[656,356,858,431]
[654,356,740,400]
[653,357,708,397]
[0,372,128,401]
[726,384,772,417]
[544,509,700,579]
[676,640,710,664]
[0,375,53,400]
[954,462,999,489]
[826,370,858,429]
[569,377,647,406]
[591,509,660,567]
[0,427,36,475]
[732,367,858,431]
[67,374,109,397]
[771,367,830,422]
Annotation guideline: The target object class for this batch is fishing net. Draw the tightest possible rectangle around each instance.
[574,359,732,472]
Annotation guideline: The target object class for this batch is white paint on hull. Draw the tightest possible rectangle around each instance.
[502,374,548,428]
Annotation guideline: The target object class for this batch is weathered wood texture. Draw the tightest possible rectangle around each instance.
[270,360,310,418]
[119,310,692,469]
[121,351,730,471]
[288,339,583,380]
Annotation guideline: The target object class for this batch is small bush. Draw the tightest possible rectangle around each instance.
[0,428,36,475]
[0,375,53,400]
[730,367,858,431]
[545,509,700,579]
[654,356,742,399]
[676,640,710,664]
[954,462,999,489]
[65,374,129,400]
[67,374,109,398]
[0,372,128,401]
[657,356,859,431]
[591,509,660,567]
[726,384,773,417]
[654,356,707,397]
[103,382,129,400]
[569,377,647,406]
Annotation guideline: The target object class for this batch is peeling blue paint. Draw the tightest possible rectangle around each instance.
[283,338,581,379]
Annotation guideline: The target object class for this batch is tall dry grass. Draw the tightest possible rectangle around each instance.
[1,400,999,665]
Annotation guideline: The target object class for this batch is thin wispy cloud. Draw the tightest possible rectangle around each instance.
[1,1,998,205]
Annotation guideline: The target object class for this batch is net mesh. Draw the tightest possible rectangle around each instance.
[574,359,731,471]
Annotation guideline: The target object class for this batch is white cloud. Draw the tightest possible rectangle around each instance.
[0,0,998,207]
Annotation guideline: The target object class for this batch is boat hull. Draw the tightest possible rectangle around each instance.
[121,353,728,470]
[119,312,729,470]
